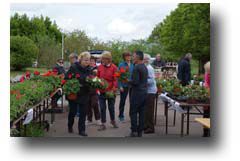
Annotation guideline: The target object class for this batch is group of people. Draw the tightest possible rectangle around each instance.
[52,51,210,137]
[52,51,159,137]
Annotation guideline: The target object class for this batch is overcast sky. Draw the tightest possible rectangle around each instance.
[10,3,178,42]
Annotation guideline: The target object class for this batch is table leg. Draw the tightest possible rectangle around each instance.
[187,107,190,135]
[181,113,184,137]
[173,110,176,126]
[154,94,158,125]
[165,101,168,134]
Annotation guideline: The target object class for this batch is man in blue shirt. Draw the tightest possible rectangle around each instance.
[118,52,134,122]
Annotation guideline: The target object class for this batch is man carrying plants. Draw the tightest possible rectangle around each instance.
[63,52,92,136]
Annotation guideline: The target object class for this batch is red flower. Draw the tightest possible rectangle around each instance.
[113,72,120,78]
[20,76,25,82]
[76,73,80,78]
[68,73,72,79]
[53,68,58,73]
[34,71,40,75]
[120,67,125,73]
[125,66,129,71]
[25,71,31,78]
[61,79,67,85]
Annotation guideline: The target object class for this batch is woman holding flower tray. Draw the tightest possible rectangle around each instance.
[117,52,134,122]
[63,52,92,136]
[97,51,119,131]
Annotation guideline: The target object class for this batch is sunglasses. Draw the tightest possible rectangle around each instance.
[59,62,64,64]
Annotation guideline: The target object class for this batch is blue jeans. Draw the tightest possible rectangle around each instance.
[130,91,147,133]
[98,94,115,123]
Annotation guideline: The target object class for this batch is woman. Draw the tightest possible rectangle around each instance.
[143,54,157,134]
[65,51,92,136]
[203,61,210,137]
[86,56,101,125]
[97,51,118,131]
[118,52,134,122]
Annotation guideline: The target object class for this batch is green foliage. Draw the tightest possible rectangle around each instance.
[10,36,39,70]
[10,13,62,68]
[149,3,210,73]
[62,79,81,95]
[10,79,53,121]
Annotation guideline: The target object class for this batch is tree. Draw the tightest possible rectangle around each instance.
[64,30,93,57]
[10,36,39,70]
[149,3,210,73]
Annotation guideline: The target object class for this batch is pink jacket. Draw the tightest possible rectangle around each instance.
[204,73,210,88]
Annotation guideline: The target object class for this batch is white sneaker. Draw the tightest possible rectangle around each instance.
[85,120,93,126]
[96,120,102,126]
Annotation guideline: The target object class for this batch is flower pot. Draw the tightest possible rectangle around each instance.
[187,99,197,104]
[67,93,77,100]
[157,87,162,94]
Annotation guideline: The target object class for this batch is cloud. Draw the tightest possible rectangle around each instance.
[107,18,136,35]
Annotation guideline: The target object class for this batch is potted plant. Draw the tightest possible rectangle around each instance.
[86,76,108,90]
[62,78,81,101]
[114,67,130,83]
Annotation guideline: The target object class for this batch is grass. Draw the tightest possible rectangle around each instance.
[10,67,49,78]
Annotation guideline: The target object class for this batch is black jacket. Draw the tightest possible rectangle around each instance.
[65,62,92,104]
[53,64,65,75]
[177,58,191,85]
[152,59,165,68]
[129,63,148,93]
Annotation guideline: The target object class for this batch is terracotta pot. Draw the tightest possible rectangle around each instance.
[187,99,197,104]
[67,93,77,100]
[157,87,162,94]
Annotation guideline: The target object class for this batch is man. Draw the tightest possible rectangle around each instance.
[177,53,192,86]
[152,53,165,68]
[53,58,65,75]
[118,52,134,122]
[128,51,148,137]
[143,54,157,134]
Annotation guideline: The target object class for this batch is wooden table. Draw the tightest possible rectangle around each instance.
[195,118,210,128]
[159,95,210,136]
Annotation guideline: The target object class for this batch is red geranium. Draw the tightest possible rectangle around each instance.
[61,79,67,85]
[68,73,72,79]
[20,76,25,82]
[120,67,125,73]
[76,73,80,78]
[113,72,120,78]
[25,71,31,78]
[34,71,40,75]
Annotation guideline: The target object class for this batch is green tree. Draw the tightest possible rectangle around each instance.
[149,3,210,73]
[10,36,39,70]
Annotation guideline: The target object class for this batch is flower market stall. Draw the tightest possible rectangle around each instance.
[10,70,64,136]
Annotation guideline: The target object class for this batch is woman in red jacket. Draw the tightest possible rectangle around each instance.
[97,51,119,131]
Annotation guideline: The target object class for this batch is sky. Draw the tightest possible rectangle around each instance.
[10,3,178,42]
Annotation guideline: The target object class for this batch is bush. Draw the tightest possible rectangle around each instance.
[10,36,39,70]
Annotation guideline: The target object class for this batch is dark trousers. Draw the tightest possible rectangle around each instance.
[99,94,115,123]
[87,94,100,121]
[144,93,156,131]
[68,101,87,133]
[118,87,131,118]
[51,91,62,108]
[130,91,147,133]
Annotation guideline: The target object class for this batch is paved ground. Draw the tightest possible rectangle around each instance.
[45,95,204,137]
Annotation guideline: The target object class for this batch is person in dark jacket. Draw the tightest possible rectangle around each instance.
[65,52,92,136]
[51,58,65,112]
[152,53,165,68]
[177,53,192,86]
[128,51,148,137]
[53,58,65,75]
